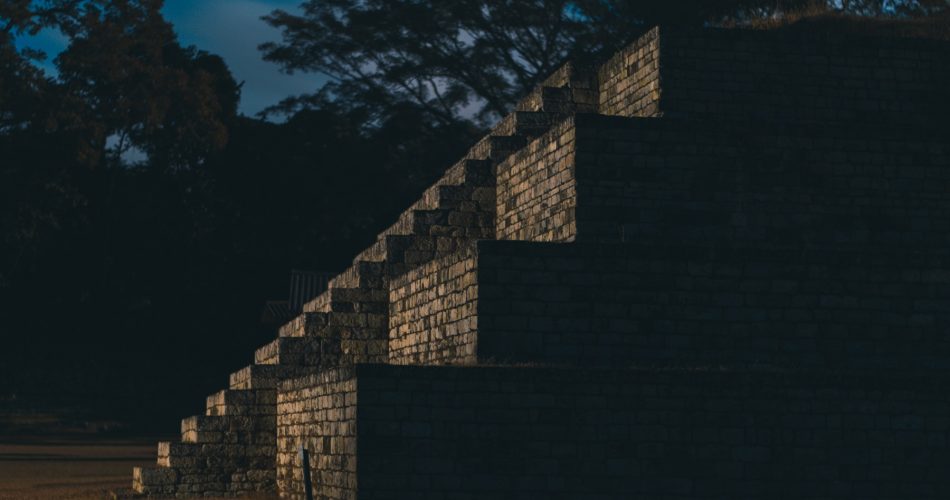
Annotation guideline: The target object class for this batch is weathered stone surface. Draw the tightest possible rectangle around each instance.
[254,337,343,367]
[277,369,358,499]
[388,244,479,365]
[133,25,950,500]
[474,240,950,370]
[277,364,950,500]
[599,26,950,124]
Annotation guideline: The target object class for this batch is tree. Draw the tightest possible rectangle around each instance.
[260,0,947,128]
[3,0,241,169]
[53,0,240,169]
[0,2,244,424]
[261,1,598,127]
[0,0,85,35]
[0,31,46,132]
[256,0,788,127]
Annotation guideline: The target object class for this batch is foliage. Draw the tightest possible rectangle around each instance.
[55,0,240,169]
[261,0,596,126]
[3,0,240,169]
[261,0,948,127]
[0,31,47,132]
[0,1,241,423]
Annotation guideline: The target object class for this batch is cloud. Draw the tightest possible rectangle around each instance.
[166,0,328,117]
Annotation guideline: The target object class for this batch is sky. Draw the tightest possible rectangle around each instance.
[18,0,329,118]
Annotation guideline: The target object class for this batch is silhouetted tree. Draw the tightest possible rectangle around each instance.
[53,0,240,169]
[0,1,243,426]
[261,0,946,127]
[261,0,596,126]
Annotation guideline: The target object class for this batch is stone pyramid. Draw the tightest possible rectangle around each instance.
[132,26,950,499]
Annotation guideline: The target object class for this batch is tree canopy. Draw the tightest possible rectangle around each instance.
[260,0,948,127]
[2,0,240,169]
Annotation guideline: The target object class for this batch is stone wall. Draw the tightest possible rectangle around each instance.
[596,27,950,124]
[277,369,358,500]
[493,114,950,249]
[384,237,950,371]
[598,26,661,117]
[285,364,950,500]
[138,24,950,500]
[388,244,479,365]
[475,240,950,371]
[495,119,577,243]
[571,114,950,246]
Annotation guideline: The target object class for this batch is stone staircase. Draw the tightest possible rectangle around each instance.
[132,64,595,498]
[132,25,950,499]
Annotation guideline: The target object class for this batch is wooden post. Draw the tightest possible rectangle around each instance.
[299,446,314,500]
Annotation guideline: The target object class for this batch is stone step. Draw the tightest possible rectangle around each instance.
[396,159,494,222]
[326,260,385,290]
[379,208,452,239]
[490,110,567,139]
[205,388,277,417]
[228,364,283,390]
[350,233,473,273]
[385,185,495,237]
[433,183,495,220]
[133,466,178,495]
[350,234,416,266]
[454,158,494,186]
[413,208,454,229]
[380,208,492,240]
[465,135,529,165]
[422,158,494,195]
[410,183,479,214]
[181,414,277,444]
[540,61,598,92]
[279,310,385,337]
[253,337,341,367]
[517,86,572,113]
[277,311,330,338]
[301,286,388,314]
[157,441,275,468]
[514,61,598,114]
[230,363,325,392]
[436,184,475,204]
[134,465,275,496]
[453,112,568,178]
[410,235,468,262]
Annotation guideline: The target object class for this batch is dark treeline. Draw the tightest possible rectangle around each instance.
[0,0,477,430]
[0,108,474,430]
[1,0,946,431]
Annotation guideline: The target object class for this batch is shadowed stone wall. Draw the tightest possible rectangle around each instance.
[280,364,950,500]
[475,240,950,370]
[599,27,950,124]
[383,238,950,371]
[133,23,950,500]
[572,115,950,245]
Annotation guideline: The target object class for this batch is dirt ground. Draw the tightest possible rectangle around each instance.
[0,434,158,499]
